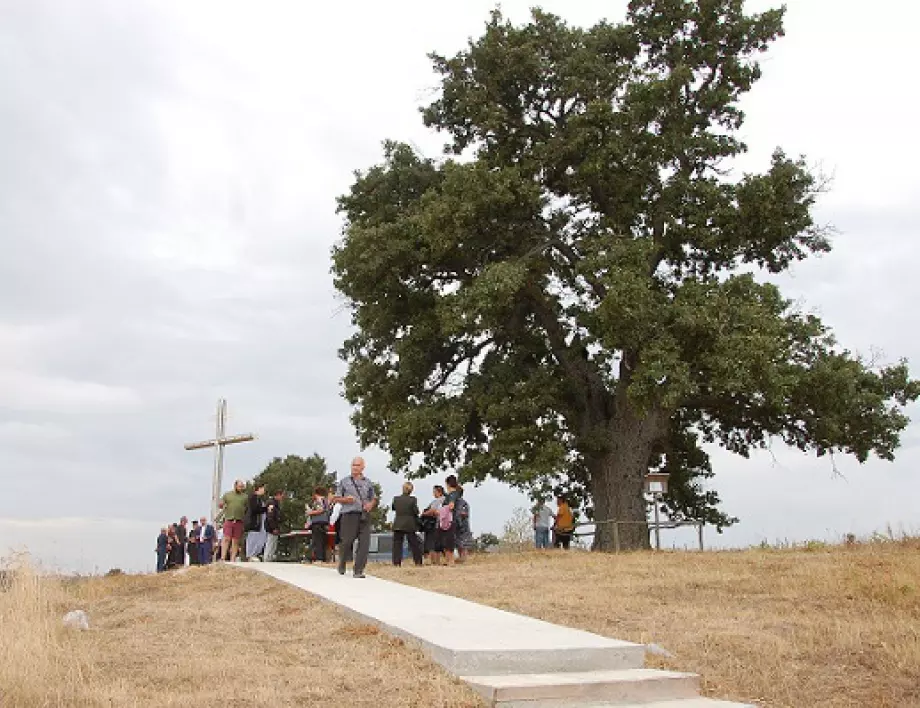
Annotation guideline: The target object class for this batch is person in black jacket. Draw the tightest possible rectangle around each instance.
[188,519,201,565]
[175,516,189,566]
[244,484,268,561]
[391,482,423,566]
[263,490,285,562]
[167,524,182,569]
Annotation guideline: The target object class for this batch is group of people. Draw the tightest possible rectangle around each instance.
[154,456,476,576]
[155,516,217,572]
[154,482,286,572]
[305,458,475,577]
[216,480,286,564]
[389,476,473,567]
[533,496,577,549]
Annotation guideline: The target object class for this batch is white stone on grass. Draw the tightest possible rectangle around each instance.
[646,642,675,658]
[62,609,89,630]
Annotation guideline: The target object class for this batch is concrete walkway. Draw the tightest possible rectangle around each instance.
[240,563,754,707]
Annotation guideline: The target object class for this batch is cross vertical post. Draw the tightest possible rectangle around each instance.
[184,398,255,523]
[211,398,226,522]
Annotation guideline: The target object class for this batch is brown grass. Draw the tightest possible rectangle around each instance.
[0,560,483,707]
[0,558,91,705]
[373,540,920,708]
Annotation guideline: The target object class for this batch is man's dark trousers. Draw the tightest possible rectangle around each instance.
[337,512,370,574]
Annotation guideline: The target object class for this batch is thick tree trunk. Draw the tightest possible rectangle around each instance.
[590,407,667,552]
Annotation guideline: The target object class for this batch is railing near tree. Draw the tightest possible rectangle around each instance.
[573,518,706,552]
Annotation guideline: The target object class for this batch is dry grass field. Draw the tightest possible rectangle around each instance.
[0,559,482,708]
[3,541,918,707]
[374,539,920,708]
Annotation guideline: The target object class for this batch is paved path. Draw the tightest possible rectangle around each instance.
[240,563,753,707]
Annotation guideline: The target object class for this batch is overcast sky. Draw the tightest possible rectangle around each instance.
[1,0,918,574]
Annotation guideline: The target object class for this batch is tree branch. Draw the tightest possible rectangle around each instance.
[527,286,612,421]
[424,337,494,394]
[552,240,608,300]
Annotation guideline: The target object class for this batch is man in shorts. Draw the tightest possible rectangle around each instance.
[219,479,248,562]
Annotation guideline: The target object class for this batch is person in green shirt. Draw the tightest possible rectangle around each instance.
[219,479,248,562]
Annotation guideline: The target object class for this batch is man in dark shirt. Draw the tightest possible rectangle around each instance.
[188,519,201,565]
[176,516,189,566]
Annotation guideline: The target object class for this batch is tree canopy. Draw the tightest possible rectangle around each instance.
[331,1,919,549]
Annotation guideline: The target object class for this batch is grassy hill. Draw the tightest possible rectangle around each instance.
[2,539,917,707]
[375,538,920,707]
[0,560,481,707]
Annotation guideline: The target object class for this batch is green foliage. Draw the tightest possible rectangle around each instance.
[331,2,919,541]
[368,481,390,532]
[476,532,500,552]
[253,454,335,533]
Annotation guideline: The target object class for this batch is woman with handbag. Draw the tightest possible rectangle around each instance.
[391,482,424,566]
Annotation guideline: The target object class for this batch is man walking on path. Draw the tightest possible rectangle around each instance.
[199,517,215,564]
[263,490,285,562]
[219,479,248,562]
[333,457,377,578]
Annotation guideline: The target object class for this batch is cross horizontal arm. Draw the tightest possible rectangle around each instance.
[184,433,255,451]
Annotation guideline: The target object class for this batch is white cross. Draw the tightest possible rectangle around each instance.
[184,398,255,521]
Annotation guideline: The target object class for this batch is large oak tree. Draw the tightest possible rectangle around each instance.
[332,1,918,549]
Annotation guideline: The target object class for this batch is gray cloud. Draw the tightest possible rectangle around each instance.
[2,0,919,572]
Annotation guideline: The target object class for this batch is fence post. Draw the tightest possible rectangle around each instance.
[613,521,620,553]
[653,503,661,551]
[697,522,704,551]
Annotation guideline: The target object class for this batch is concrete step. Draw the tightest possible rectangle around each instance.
[461,668,700,706]
[514,701,754,708]
[241,563,646,675]
[618,701,755,708]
